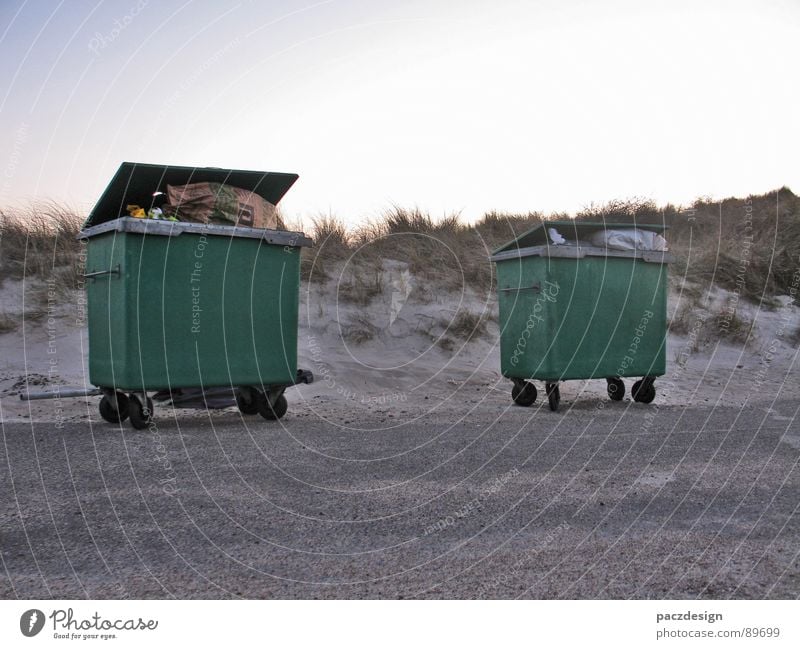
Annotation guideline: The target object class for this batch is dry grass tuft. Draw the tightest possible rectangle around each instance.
[307,207,504,295]
[302,214,351,281]
[336,267,384,305]
[0,203,83,283]
[443,309,488,342]
[341,316,378,344]
[353,208,484,292]
[670,301,757,349]
[473,210,547,247]
[437,336,455,352]
[668,303,695,336]
[575,197,666,224]
[706,308,756,346]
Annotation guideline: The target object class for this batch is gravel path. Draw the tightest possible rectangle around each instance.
[1,389,798,599]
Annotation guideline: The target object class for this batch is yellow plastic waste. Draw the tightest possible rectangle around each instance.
[126,204,146,218]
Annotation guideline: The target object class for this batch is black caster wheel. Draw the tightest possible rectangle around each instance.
[99,392,130,423]
[511,381,537,407]
[606,378,625,401]
[632,379,656,404]
[257,392,288,420]
[235,388,259,415]
[546,383,560,412]
[129,395,154,430]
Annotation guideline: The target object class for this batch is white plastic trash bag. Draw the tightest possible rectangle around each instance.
[548,227,566,245]
[590,229,668,252]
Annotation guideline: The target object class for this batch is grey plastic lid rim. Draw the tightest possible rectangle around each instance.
[78,216,313,247]
[492,220,669,256]
[490,244,674,264]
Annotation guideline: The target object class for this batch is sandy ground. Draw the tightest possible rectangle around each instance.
[0,277,798,598]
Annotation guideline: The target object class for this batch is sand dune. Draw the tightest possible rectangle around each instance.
[1,273,797,425]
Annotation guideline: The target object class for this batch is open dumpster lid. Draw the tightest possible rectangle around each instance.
[84,162,299,227]
[492,220,667,255]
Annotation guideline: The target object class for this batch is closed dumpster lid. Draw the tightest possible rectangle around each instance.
[84,162,299,228]
[492,221,667,255]
[491,221,672,264]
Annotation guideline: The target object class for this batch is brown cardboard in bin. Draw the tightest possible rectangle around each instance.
[165,182,277,228]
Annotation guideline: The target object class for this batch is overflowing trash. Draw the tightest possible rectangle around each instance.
[163,182,277,228]
[589,228,668,251]
[126,204,175,221]
[121,179,279,229]
[126,204,146,218]
[545,226,669,251]
[548,227,567,245]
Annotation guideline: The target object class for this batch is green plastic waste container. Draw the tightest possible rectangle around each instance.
[79,162,313,429]
[491,221,672,411]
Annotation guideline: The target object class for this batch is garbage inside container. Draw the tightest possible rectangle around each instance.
[548,227,566,245]
[164,182,278,228]
[491,221,673,412]
[589,228,668,251]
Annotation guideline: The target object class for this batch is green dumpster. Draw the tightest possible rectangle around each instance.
[79,162,313,429]
[491,221,672,411]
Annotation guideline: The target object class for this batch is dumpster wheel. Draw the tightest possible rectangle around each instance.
[235,388,260,415]
[511,381,537,407]
[256,391,288,420]
[546,383,560,412]
[129,394,154,429]
[606,378,625,401]
[99,392,130,423]
[632,378,656,404]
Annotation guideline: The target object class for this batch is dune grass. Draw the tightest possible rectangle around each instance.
[0,203,84,284]
[1,188,797,337]
[302,188,799,311]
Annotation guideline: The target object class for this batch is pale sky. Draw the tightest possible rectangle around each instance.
[1,0,798,224]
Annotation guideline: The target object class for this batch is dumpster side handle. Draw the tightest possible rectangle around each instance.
[84,264,121,280]
[499,282,541,293]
